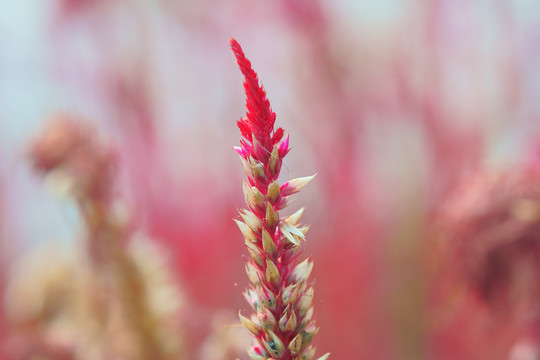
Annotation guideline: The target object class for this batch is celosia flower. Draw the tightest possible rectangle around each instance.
[28,113,116,204]
[27,114,184,360]
[230,38,329,360]
[440,165,540,309]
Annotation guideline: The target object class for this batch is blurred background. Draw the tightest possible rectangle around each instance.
[1,0,540,359]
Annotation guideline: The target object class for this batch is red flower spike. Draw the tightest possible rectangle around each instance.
[230,38,329,360]
[230,38,278,153]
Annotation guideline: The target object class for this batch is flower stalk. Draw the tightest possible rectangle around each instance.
[230,38,329,360]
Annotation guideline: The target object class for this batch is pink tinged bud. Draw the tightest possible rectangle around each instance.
[240,210,262,233]
[283,283,299,305]
[281,174,316,197]
[316,353,331,360]
[233,146,246,157]
[289,333,303,355]
[298,287,314,317]
[278,134,290,158]
[266,202,279,228]
[264,330,285,358]
[265,259,280,287]
[262,229,277,255]
[291,259,313,284]
[267,181,281,204]
[267,146,280,178]
[239,312,261,336]
[240,139,252,155]
[235,219,257,243]
[286,207,305,226]
[246,262,260,284]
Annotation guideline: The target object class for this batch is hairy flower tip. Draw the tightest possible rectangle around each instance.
[439,165,540,309]
[28,113,116,202]
[229,38,276,149]
[232,38,326,360]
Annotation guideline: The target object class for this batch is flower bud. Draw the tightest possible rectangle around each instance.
[265,259,280,287]
[289,333,302,355]
[266,202,279,228]
[281,174,316,197]
[262,229,277,255]
[268,145,280,178]
[291,259,313,284]
[267,180,281,204]
[264,330,285,358]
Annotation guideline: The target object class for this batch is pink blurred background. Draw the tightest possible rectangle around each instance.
[1,0,540,359]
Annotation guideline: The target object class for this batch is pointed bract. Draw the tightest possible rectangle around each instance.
[268,145,280,177]
[261,228,277,255]
[283,283,299,305]
[240,312,261,336]
[234,219,257,243]
[289,333,302,355]
[267,181,281,203]
[281,174,316,197]
[285,310,297,332]
[266,202,279,228]
[245,262,260,284]
[291,259,314,284]
[265,259,280,287]
[264,330,285,358]
[280,222,301,246]
[251,186,266,209]
[286,207,305,226]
